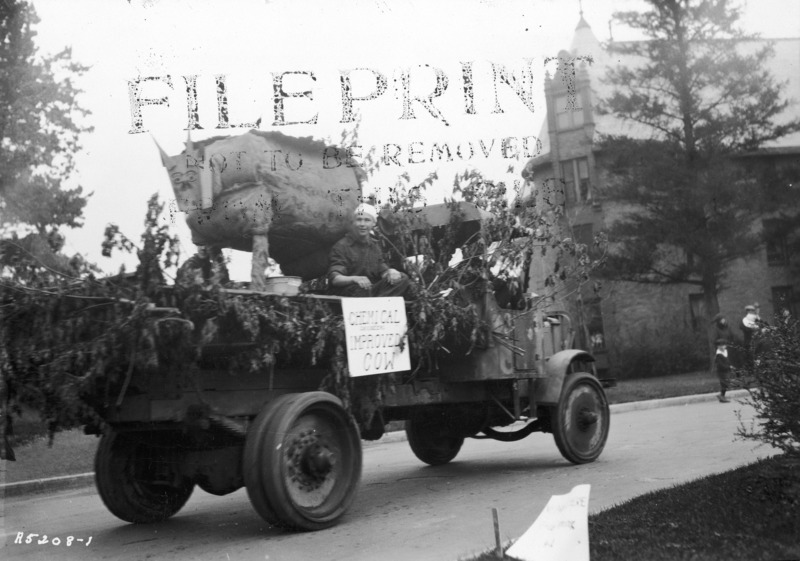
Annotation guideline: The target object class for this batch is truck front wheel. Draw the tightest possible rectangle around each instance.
[551,372,610,464]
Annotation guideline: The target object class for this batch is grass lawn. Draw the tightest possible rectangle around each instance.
[467,455,800,561]
[3,429,99,483]
[605,370,720,404]
[588,456,800,561]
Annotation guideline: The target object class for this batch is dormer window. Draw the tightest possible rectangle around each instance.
[555,94,584,130]
[560,157,591,204]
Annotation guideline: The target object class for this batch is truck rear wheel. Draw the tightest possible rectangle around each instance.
[405,413,464,466]
[551,372,609,464]
[95,431,194,523]
[243,392,362,531]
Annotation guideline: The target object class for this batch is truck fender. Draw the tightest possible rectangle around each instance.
[534,349,595,405]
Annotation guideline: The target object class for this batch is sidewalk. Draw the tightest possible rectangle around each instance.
[0,389,750,499]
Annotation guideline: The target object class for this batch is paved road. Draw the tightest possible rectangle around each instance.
[1,397,773,561]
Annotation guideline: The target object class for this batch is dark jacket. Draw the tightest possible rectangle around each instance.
[714,351,731,377]
[711,314,734,344]
[327,233,389,284]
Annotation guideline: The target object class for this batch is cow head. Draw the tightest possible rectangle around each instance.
[154,136,203,212]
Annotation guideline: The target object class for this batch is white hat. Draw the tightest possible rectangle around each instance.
[355,203,378,221]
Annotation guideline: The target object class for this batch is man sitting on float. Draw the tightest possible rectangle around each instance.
[328,203,414,298]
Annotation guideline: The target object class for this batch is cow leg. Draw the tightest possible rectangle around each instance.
[250,191,274,292]
[251,231,270,291]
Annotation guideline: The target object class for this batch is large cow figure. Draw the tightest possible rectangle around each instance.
[157,130,363,289]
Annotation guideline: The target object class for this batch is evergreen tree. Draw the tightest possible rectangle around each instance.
[1,0,92,238]
[599,0,800,357]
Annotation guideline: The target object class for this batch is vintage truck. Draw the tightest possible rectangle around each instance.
[90,206,611,533]
[88,131,610,532]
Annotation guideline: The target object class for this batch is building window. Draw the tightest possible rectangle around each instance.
[560,158,591,205]
[764,219,789,266]
[555,94,584,130]
[577,158,590,201]
[689,293,706,330]
[772,286,796,317]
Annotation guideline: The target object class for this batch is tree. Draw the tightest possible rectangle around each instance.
[102,194,182,292]
[1,0,92,459]
[598,0,800,360]
[0,0,92,237]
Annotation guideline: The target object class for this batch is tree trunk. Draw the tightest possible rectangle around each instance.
[671,1,698,165]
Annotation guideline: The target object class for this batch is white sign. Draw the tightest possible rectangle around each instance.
[340,297,411,377]
[505,484,591,561]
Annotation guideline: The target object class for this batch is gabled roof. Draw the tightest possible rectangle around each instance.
[570,14,606,68]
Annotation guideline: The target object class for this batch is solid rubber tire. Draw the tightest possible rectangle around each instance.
[244,392,362,531]
[551,372,610,464]
[94,431,194,524]
[405,413,465,466]
[243,393,302,526]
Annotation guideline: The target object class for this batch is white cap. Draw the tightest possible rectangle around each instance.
[355,203,378,221]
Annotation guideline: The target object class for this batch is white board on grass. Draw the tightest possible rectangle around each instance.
[505,484,591,561]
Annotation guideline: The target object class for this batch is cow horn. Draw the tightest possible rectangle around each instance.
[151,135,170,167]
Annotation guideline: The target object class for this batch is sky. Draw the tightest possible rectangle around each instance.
[26,0,800,280]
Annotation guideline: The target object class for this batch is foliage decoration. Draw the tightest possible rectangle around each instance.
[737,313,800,457]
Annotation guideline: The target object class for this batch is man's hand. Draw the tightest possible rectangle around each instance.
[384,269,402,285]
[353,276,372,289]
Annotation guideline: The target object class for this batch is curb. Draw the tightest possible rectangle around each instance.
[609,388,750,414]
[1,390,751,498]
[2,472,95,498]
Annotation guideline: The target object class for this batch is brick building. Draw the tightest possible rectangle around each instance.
[523,14,800,377]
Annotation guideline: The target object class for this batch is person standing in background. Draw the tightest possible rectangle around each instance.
[711,312,737,366]
[714,338,732,403]
[711,313,733,344]
[740,304,760,348]
[739,304,762,368]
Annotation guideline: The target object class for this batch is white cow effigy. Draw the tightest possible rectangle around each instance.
[157,130,364,289]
